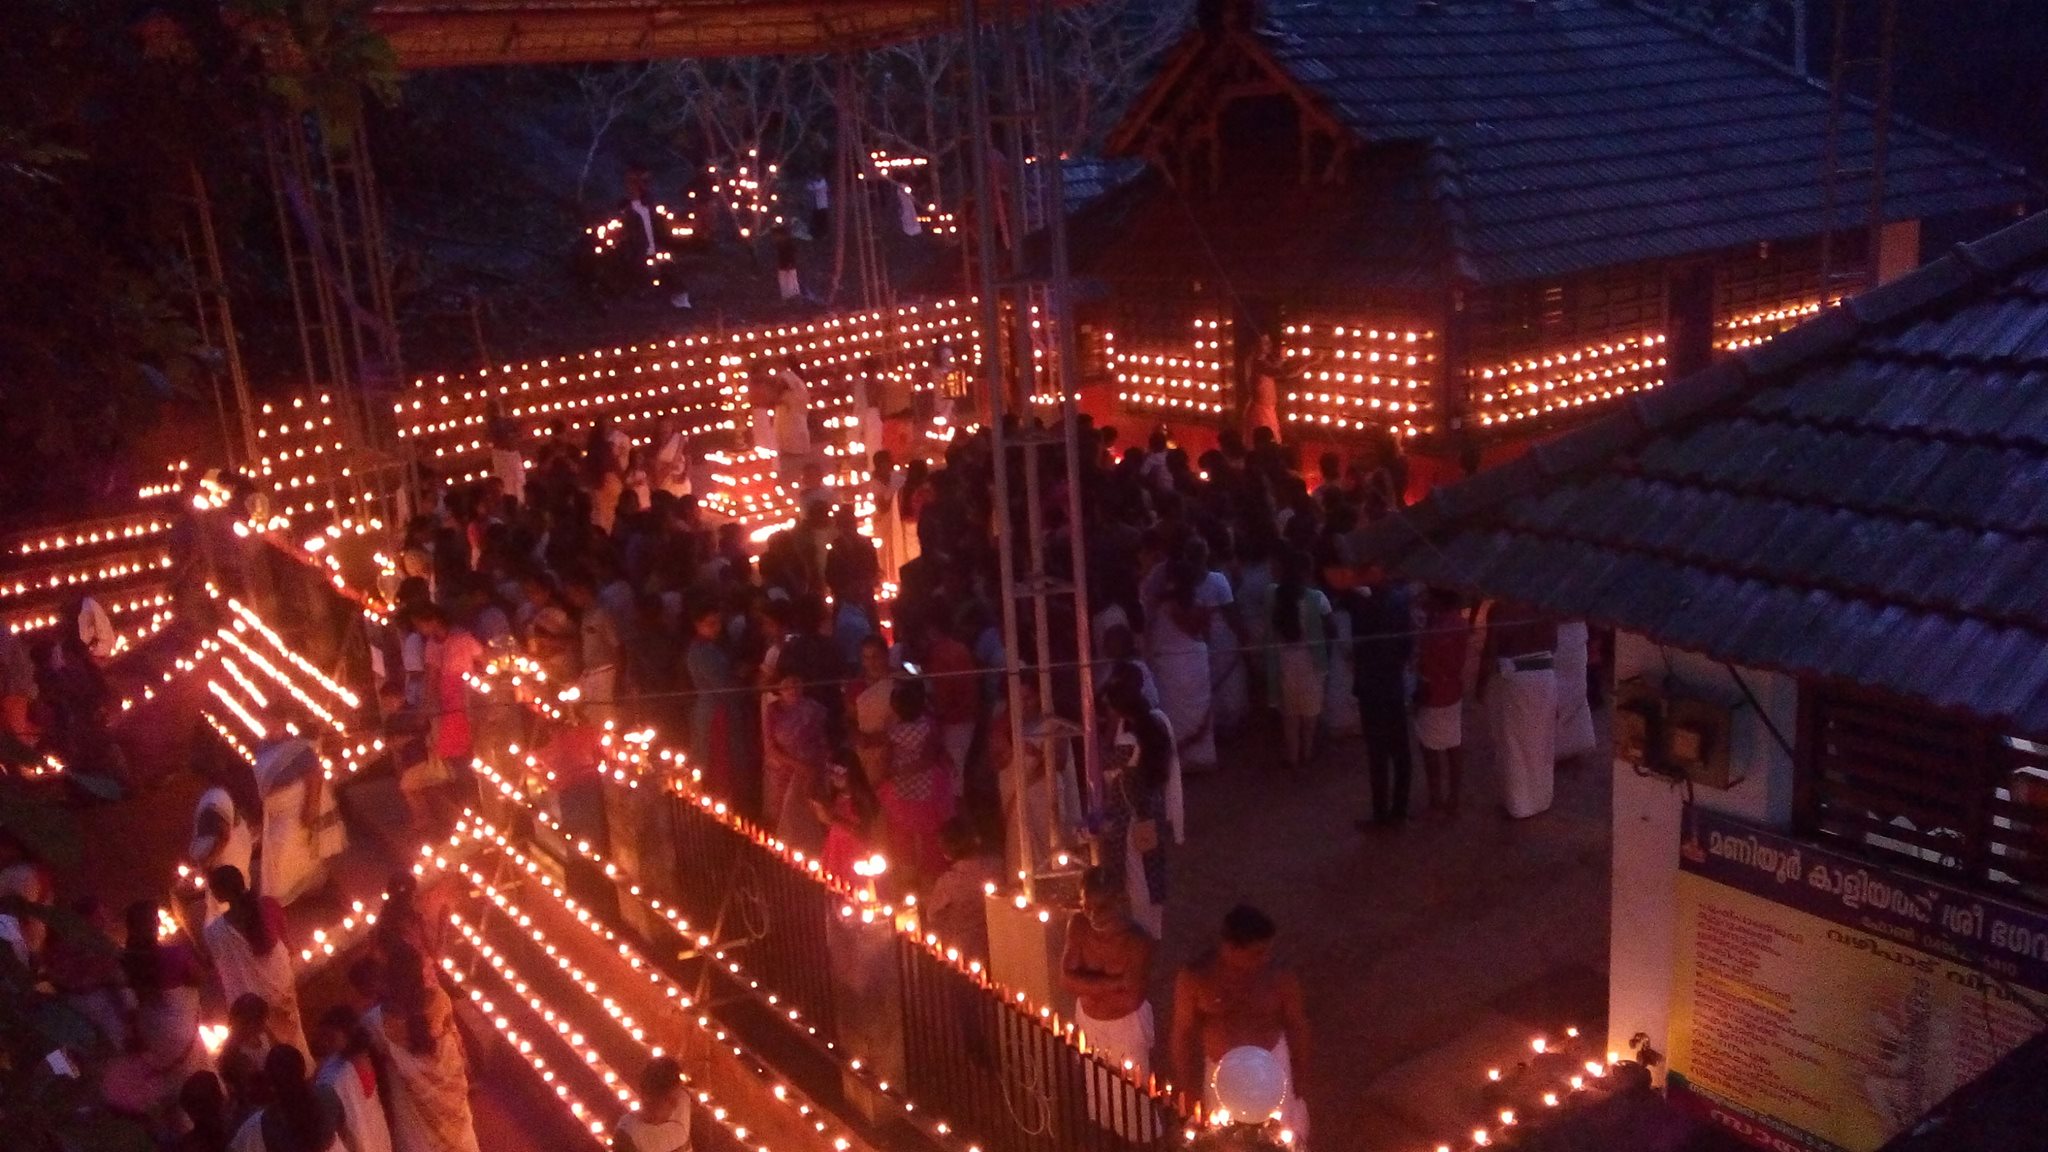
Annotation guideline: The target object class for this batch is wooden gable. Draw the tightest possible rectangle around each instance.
[1105,23,1351,189]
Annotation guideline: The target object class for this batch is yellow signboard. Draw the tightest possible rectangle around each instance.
[1668,811,2048,1152]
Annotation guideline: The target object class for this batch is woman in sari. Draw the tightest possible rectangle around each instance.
[683,605,746,806]
[1103,678,1182,941]
[760,672,828,847]
[813,760,879,885]
[251,734,340,909]
[204,866,307,1057]
[877,680,956,889]
[102,900,208,1132]
[366,943,479,1152]
[188,754,255,926]
[848,638,897,784]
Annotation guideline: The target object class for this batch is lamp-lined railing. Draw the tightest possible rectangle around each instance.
[462,656,1200,1151]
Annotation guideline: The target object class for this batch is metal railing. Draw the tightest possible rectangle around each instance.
[463,667,1196,1151]
[897,933,1175,1152]
[661,790,842,1040]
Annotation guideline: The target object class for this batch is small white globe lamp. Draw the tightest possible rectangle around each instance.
[1210,1045,1287,1127]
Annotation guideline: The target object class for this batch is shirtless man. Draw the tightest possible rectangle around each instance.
[1062,867,1155,1071]
[1062,867,1157,1136]
[1171,905,1311,1139]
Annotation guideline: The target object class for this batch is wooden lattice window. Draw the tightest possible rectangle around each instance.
[1795,683,2048,905]
[1717,237,1825,318]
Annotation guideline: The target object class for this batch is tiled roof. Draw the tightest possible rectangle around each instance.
[1354,208,2048,735]
[1213,0,2033,283]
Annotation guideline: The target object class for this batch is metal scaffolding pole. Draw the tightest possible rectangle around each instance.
[963,0,1097,901]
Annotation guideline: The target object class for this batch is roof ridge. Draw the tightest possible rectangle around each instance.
[1621,0,2036,186]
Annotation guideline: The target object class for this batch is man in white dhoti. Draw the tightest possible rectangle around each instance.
[996,676,1083,878]
[251,734,341,908]
[1061,867,1157,1140]
[1481,602,1559,820]
[1139,536,1234,773]
[1552,620,1597,761]
[772,359,812,482]
[314,1005,396,1152]
[651,417,692,500]
[1174,906,1311,1142]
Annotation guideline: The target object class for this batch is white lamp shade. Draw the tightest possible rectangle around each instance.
[1211,1045,1287,1122]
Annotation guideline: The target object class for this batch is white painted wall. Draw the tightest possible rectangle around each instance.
[1604,632,1799,1067]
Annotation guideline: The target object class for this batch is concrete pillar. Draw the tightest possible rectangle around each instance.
[1876,218,1921,284]
[1603,635,1799,1071]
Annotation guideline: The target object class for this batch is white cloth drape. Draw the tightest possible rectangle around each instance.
[1491,662,1558,819]
[320,1053,396,1152]
[203,916,308,1057]
[189,787,254,923]
[1552,622,1596,759]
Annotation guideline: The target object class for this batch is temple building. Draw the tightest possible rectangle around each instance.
[1070,0,2034,471]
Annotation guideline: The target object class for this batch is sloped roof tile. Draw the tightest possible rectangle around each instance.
[1366,207,2048,736]
[1250,0,2036,282]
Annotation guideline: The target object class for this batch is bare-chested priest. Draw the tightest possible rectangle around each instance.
[1061,865,1157,1133]
[1170,905,1311,1140]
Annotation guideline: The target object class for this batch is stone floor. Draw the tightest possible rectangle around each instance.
[1155,702,1614,1152]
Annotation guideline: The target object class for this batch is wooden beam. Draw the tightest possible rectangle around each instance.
[149,0,1086,71]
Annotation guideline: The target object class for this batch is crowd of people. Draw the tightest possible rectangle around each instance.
[393,388,1596,875]
[0,353,1604,1152]
[367,378,1601,1142]
[0,837,482,1152]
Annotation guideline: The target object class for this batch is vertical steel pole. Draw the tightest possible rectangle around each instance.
[964,0,1036,901]
[1034,0,1100,810]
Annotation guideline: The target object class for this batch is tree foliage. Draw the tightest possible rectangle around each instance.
[0,2,246,512]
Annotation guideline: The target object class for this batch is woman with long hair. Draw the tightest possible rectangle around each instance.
[365,942,479,1152]
[171,1072,232,1152]
[228,1045,341,1152]
[101,900,208,1131]
[203,865,308,1057]
[1267,547,1333,768]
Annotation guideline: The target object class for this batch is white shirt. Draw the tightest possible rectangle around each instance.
[614,1106,692,1152]
[78,597,117,660]
[629,199,658,256]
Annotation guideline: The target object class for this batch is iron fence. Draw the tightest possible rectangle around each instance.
[897,933,1185,1152]
[663,791,842,1041]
